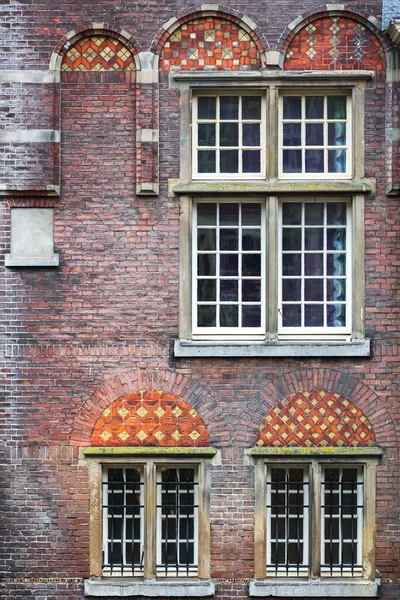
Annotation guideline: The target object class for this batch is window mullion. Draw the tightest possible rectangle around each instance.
[310,460,321,578]
[144,461,157,579]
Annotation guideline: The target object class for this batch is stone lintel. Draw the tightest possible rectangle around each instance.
[83,446,217,456]
[249,447,383,457]
[172,180,374,195]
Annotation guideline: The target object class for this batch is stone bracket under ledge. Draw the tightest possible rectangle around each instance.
[84,579,215,597]
[174,339,371,358]
[249,578,380,597]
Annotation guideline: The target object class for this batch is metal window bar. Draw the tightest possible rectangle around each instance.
[102,468,144,577]
[157,468,198,577]
[321,468,363,577]
[266,468,309,577]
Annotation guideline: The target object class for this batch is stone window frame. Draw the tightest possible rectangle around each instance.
[172,70,373,358]
[82,447,216,598]
[249,447,382,598]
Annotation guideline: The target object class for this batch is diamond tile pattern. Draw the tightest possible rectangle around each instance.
[62,36,135,71]
[257,391,376,448]
[284,17,385,70]
[91,390,210,447]
[160,17,261,71]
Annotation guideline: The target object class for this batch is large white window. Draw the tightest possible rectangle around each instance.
[192,93,265,179]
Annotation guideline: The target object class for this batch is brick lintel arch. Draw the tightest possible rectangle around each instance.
[239,367,397,454]
[70,369,230,448]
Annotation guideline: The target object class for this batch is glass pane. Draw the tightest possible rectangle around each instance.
[198,123,216,146]
[220,279,238,301]
[283,96,301,119]
[282,254,301,276]
[242,280,261,302]
[242,229,261,251]
[282,304,301,327]
[197,229,216,250]
[305,304,324,326]
[220,150,238,173]
[328,149,346,173]
[197,279,216,302]
[197,203,216,225]
[327,253,346,276]
[271,543,286,564]
[282,203,302,225]
[282,279,301,301]
[306,96,323,119]
[304,253,323,276]
[327,304,346,327]
[242,254,261,276]
[283,149,302,173]
[327,203,346,226]
[242,96,261,119]
[282,228,301,251]
[198,150,216,173]
[220,228,238,251]
[328,122,346,146]
[220,304,238,327]
[220,203,239,225]
[243,123,260,146]
[325,542,339,564]
[243,150,261,173]
[306,123,323,146]
[198,96,216,119]
[283,123,301,146]
[328,96,346,119]
[242,203,261,226]
[197,305,216,327]
[289,518,303,539]
[327,228,346,251]
[305,228,323,250]
[198,254,216,276]
[242,305,261,327]
[220,122,238,146]
[324,517,339,539]
[220,96,238,120]
[220,254,238,276]
[305,202,324,225]
[327,279,346,302]
[305,278,323,301]
[305,149,324,173]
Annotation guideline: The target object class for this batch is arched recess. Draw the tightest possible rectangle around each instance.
[70,369,230,448]
[277,7,387,71]
[152,5,268,71]
[238,367,397,454]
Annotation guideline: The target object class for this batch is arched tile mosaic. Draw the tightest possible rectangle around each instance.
[62,35,136,71]
[159,17,261,71]
[284,17,385,71]
[257,390,376,448]
[91,390,210,447]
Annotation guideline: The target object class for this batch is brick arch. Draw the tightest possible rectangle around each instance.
[50,25,141,71]
[152,6,267,71]
[257,390,376,448]
[70,369,230,447]
[239,368,397,453]
[277,6,386,71]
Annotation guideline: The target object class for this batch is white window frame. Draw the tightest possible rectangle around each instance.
[192,92,266,180]
[278,92,352,180]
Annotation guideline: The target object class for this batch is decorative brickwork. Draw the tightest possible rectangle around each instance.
[91,390,210,447]
[284,16,385,71]
[257,390,376,448]
[159,17,262,71]
[61,35,135,71]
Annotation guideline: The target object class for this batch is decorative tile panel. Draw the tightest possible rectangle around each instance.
[91,390,210,447]
[62,36,135,71]
[159,17,261,71]
[257,391,376,448]
[284,17,385,71]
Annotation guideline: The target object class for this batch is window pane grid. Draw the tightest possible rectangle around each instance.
[102,468,144,577]
[157,468,198,577]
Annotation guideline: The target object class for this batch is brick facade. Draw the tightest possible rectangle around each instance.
[1,2,399,600]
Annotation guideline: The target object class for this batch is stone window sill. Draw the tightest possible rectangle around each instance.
[5,254,59,267]
[174,339,370,358]
[249,578,380,597]
[84,578,215,597]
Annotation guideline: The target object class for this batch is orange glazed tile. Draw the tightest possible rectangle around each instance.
[257,390,376,448]
[62,35,135,71]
